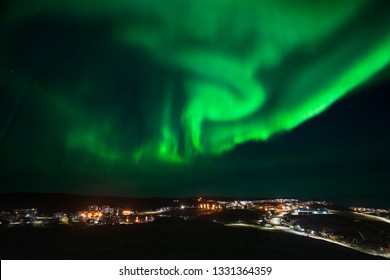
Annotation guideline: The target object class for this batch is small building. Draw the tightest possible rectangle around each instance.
[198,201,222,210]
[60,214,69,224]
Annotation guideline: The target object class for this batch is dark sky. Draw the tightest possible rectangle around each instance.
[1,1,390,201]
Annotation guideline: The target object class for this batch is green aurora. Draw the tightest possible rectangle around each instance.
[1,0,390,198]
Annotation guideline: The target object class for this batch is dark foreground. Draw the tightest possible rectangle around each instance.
[0,219,383,260]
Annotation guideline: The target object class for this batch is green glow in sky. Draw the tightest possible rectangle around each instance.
[2,0,390,165]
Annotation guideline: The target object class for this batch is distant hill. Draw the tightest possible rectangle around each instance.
[0,192,186,212]
[0,192,388,213]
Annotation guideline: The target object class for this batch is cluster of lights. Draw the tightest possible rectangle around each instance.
[78,209,136,219]
[79,211,102,219]
[351,207,389,214]
[199,204,221,210]
[122,210,132,215]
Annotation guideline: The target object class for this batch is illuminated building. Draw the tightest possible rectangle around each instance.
[198,201,222,210]
[292,208,329,215]
[88,205,99,211]
[122,210,132,215]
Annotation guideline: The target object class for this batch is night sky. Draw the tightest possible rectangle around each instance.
[1,1,390,200]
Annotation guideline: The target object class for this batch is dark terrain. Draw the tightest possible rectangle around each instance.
[0,219,383,260]
[0,193,179,213]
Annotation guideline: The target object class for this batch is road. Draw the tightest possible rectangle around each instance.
[223,221,390,259]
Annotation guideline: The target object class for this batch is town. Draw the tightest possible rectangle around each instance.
[1,197,389,258]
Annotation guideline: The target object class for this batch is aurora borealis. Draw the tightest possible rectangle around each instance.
[1,1,390,200]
